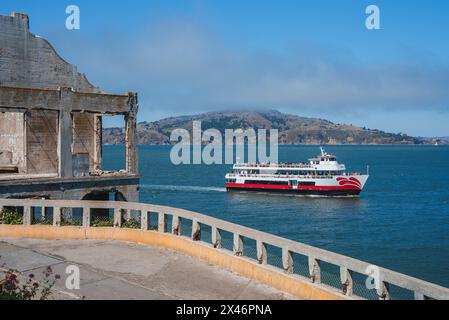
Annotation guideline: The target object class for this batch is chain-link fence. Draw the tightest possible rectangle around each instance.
[241,236,258,260]
[121,209,141,229]
[199,223,212,245]
[148,212,158,231]
[91,208,114,227]
[220,229,234,252]
[61,208,83,226]
[266,244,283,270]
[319,261,342,290]
[164,214,173,234]
[31,207,53,225]
[180,217,193,238]
[292,252,310,278]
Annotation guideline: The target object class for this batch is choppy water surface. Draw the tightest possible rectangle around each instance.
[103,145,449,287]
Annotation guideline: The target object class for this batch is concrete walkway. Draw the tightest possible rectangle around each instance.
[0,238,295,300]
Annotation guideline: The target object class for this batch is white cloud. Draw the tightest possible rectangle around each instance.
[49,18,449,125]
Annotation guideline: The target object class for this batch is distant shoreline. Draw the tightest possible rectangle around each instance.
[103,143,448,147]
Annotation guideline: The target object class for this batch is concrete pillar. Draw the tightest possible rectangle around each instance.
[414,292,426,300]
[212,226,221,248]
[125,92,138,175]
[23,206,32,225]
[257,240,267,265]
[82,207,90,227]
[192,220,201,241]
[282,248,294,274]
[308,257,321,284]
[53,207,61,226]
[340,266,353,296]
[233,233,243,256]
[377,281,390,300]
[93,115,102,171]
[172,215,181,235]
[141,211,148,231]
[58,88,73,178]
[158,212,167,233]
[113,208,122,227]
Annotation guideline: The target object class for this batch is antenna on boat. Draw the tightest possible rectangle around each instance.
[367,165,370,175]
[320,146,326,156]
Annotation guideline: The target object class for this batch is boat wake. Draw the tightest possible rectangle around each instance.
[141,184,227,193]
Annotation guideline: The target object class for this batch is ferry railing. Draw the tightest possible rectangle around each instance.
[1,198,449,300]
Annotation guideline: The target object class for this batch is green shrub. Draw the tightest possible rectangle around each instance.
[1,209,23,225]
[32,218,52,226]
[121,218,141,229]
[91,219,114,227]
[60,219,82,226]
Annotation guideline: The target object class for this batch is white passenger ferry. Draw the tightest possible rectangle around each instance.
[225,147,369,196]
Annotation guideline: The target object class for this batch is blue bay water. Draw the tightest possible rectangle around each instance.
[103,145,449,287]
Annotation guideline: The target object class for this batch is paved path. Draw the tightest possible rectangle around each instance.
[0,238,295,300]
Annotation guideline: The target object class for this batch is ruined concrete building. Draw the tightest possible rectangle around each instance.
[0,12,139,202]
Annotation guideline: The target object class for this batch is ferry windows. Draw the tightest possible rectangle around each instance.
[245,180,288,185]
[299,181,316,186]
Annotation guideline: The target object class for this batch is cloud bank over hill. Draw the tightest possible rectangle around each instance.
[45,17,449,135]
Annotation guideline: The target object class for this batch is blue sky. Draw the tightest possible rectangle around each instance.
[2,0,449,136]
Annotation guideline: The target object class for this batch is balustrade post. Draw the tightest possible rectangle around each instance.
[212,226,222,248]
[172,215,181,235]
[308,257,321,284]
[53,207,61,226]
[233,233,243,256]
[414,292,426,300]
[158,212,167,233]
[282,248,294,274]
[377,281,390,300]
[82,207,90,227]
[257,240,267,265]
[113,208,122,227]
[340,266,353,296]
[141,211,148,231]
[23,206,32,226]
[192,220,201,241]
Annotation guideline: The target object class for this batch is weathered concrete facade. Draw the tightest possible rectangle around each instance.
[0,12,139,202]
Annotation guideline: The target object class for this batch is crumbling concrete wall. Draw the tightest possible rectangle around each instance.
[25,110,58,174]
[0,12,99,176]
[0,12,99,92]
[73,113,96,172]
[0,113,25,172]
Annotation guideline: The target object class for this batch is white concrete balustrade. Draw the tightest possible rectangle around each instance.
[1,198,449,300]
